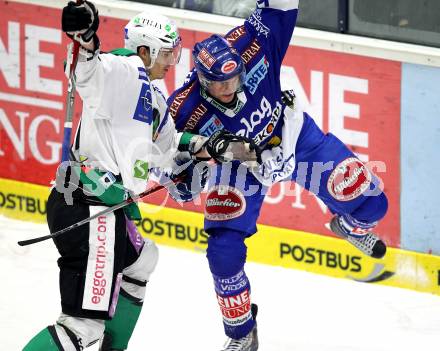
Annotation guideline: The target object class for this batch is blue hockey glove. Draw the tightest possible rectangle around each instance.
[167,153,210,203]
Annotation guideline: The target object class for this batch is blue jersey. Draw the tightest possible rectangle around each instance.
[168,1,388,342]
[168,1,299,146]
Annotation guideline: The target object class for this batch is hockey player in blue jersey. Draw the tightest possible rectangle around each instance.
[168,0,388,350]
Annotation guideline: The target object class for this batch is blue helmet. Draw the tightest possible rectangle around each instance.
[193,34,245,87]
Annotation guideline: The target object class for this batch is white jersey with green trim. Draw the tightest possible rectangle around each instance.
[72,48,179,194]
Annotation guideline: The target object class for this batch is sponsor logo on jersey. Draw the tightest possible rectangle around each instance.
[217,289,252,326]
[197,48,216,70]
[214,270,249,294]
[199,115,224,137]
[237,96,282,144]
[241,39,262,64]
[244,56,269,94]
[205,185,246,221]
[247,9,270,38]
[327,158,372,201]
[225,25,246,43]
[221,60,238,74]
[133,83,153,124]
[184,103,208,130]
[133,159,149,180]
[169,82,196,119]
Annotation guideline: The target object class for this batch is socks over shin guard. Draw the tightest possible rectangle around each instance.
[23,325,83,351]
[23,327,62,351]
[101,290,143,350]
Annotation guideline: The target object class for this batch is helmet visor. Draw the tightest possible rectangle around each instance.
[156,41,182,66]
[199,70,246,94]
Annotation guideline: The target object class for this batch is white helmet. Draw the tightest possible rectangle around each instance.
[124,12,182,68]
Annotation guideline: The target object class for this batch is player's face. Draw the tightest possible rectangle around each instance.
[141,45,182,81]
[207,75,241,103]
[156,45,182,66]
[149,61,171,80]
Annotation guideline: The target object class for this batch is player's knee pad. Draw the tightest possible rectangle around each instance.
[122,238,159,301]
[351,191,388,223]
[56,313,105,349]
[24,315,105,350]
[206,228,247,277]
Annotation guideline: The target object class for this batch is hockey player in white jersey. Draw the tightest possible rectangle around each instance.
[22,2,257,350]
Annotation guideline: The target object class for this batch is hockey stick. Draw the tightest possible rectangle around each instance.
[61,0,83,162]
[17,141,258,247]
[17,181,169,247]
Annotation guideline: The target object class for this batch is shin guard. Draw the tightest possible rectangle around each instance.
[23,327,62,351]
[23,324,85,351]
[101,291,143,350]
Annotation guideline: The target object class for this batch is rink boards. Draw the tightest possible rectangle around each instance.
[2,177,439,296]
[2,0,440,255]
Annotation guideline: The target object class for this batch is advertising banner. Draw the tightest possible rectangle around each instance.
[0,2,400,247]
[1,177,438,296]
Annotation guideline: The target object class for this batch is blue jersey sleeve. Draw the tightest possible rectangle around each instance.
[245,0,299,65]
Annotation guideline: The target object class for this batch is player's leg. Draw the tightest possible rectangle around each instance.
[292,112,388,258]
[24,316,105,351]
[100,220,159,350]
[23,189,127,350]
[204,162,264,350]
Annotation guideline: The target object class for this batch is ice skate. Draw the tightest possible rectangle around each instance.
[221,304,259,351]
[330,215,386,259]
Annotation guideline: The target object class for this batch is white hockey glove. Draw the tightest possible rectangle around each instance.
[62,1,99,47]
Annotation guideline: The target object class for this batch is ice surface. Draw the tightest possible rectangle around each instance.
[1,215,440,350]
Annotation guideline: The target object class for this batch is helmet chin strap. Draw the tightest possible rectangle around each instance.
[145,60,155,70]
[145,52,156,70]
[137,46,156,71]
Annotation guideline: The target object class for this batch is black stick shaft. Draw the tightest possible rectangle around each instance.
[17,183,165,246]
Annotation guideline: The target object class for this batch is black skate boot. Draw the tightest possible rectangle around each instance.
[330,215,386,259]
[221,304,259,351]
